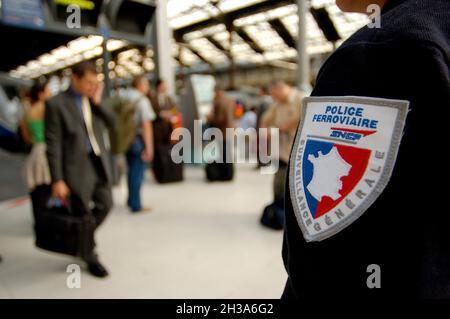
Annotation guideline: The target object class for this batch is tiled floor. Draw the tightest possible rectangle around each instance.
[0,165,286,299]
[0,150,27,202]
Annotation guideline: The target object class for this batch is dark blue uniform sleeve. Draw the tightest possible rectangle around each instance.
[282,41,450,299]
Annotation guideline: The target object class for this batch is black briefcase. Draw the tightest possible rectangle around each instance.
[34,195,95,259]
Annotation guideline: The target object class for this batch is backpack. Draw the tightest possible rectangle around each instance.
[107,95,143,155]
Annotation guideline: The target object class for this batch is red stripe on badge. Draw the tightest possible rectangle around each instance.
[331,127,377,137]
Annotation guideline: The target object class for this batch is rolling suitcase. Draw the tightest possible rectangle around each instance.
[204,140,234,182]
[205,162,234,182]
[152,144,184,184]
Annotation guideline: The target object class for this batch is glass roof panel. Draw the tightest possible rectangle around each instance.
[169,0,369,69]
[11,0,371,79]
[218,0,265,13]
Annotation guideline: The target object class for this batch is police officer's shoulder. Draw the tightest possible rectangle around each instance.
[378,0,448,50]
[341,0,449,53]
[312,0,450,89]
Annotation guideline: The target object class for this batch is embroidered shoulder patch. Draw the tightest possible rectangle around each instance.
[289,96,409,242]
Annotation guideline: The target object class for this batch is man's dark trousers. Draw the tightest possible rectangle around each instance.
[87,152,113,228]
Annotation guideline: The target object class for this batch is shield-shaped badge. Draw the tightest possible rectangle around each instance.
[289,96,409,242]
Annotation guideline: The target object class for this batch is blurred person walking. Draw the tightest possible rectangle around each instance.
[256,86,273,168]
[239,106,257,131]
[150,79,178,145]
[154,79,177,114]
[205,87,235,181]
[257,86,272,128]
[262,81,304,205]
[239,106,258,161]
[260,81,304,229]
[45,62,116,278]
[21,78,52,223]
[149,78,184,184]
[119,75,155,213]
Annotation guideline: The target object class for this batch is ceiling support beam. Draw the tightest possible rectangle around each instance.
[173,0,295,38]
[268,18,297,49]
[234,27,264,54]
[206,35,228,53]
[310,7,341,42]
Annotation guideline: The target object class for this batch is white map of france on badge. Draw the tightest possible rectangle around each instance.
[289,96,409,242]
[307,146,352,202]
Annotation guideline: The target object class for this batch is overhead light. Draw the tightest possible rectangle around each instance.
[17,66,28,73]
[83,51,95,59]
[131,54,142,63]
[107,39,127,51]
[143,58,154,71]
[51,46,73,59]
[9,35,129,80]
[27,61,41,70]
[38,54,57,65]
[93,46,103,56]
[118,49,139,61]
[68,35,103,53]
[73,54,84,64]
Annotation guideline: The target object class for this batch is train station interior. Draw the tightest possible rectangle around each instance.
[0,0,371,299]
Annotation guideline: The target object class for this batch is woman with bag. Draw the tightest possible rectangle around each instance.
[21,78,52,223]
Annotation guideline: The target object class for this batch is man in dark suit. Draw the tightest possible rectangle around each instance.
[45,61,116,278]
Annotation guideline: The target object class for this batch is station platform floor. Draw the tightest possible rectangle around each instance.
[0,164,286,299]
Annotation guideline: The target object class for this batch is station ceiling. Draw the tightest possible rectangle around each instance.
[5,0,369,80]
[169,0,369,67]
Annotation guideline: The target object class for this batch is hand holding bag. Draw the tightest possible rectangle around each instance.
[34,195,96,259]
